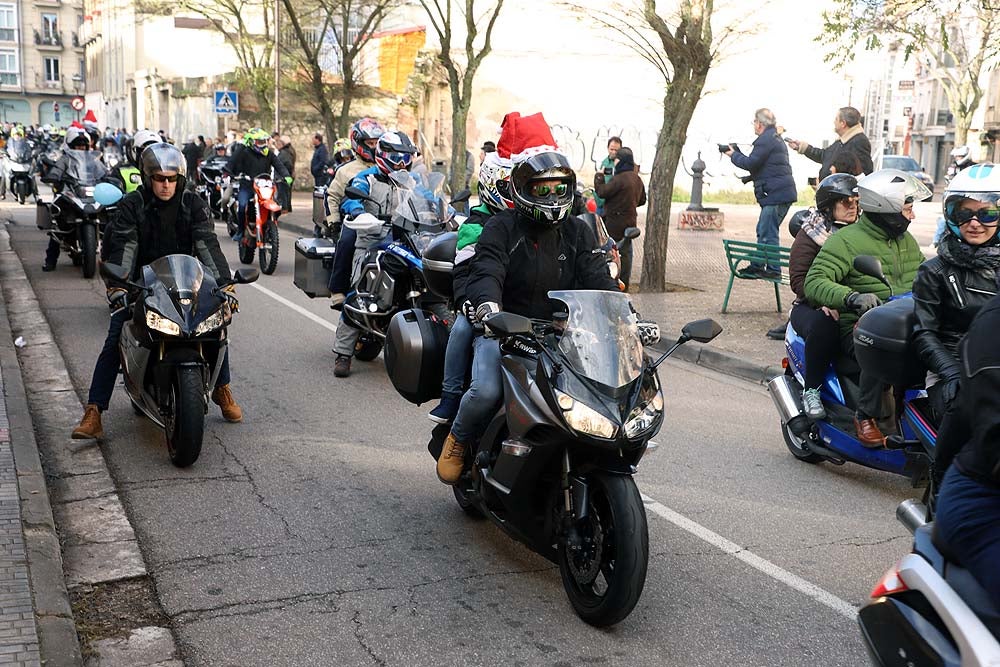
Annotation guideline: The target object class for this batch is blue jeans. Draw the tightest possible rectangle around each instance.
[328,227,357,294]
[935,464,1000,602]
[752,202,791,271]
[234,185,253,241]
[87,310,231,410]
[442,314,474,396]
[450,336,502,444]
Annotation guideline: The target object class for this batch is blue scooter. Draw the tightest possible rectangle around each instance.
[767,256,935,485]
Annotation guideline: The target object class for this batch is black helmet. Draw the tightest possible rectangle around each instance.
[140,143,186,181]
[510,149,576,225]
[815,173,858,214]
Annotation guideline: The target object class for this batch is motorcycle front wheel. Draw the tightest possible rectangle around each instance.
[80,223,97,279]
[164,366,205,467]
[354,334,383,362]
[558,472,648,627]
[258,217,279,275]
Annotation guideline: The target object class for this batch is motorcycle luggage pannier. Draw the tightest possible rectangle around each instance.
[421,232,457,299]
[293,237,336,298]
[853,298,925,387]
[36,202,53,230]
[384,308,449,405]
[312,186,327,226]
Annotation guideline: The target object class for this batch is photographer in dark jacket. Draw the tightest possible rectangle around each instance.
[724,108,797,277]
[71,143,241,442]
[788,106,873,180]
[593,146,646,287]
[914,166,1000,484]
[435,147,619,484]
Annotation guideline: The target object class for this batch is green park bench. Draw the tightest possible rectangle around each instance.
[721,239,792,313]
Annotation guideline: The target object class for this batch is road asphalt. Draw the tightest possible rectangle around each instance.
[0,195,928,666]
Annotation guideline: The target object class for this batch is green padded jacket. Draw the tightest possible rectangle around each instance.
[804,214,924,335]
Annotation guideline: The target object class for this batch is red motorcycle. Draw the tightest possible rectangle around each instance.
[237,173,282,275]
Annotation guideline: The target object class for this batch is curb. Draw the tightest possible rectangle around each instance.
[280,217,783,386]
[0,231,82,665]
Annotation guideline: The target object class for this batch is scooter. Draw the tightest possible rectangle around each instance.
[858,498,1000,666]
[100,257,259,467]
[393,293,720,626]
[3,138,37,204]
[767,256,934,484]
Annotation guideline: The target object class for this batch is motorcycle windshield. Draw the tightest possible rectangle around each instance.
[148,254,204,296]
[390,168,448,231]
[549,290,644,389]
[64,150,108,186]
[7,139,31,162]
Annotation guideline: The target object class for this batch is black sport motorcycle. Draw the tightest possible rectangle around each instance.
[39,150,110,279]
[197,155,230,220]
[430,291,721,626]
[101,256,259,467]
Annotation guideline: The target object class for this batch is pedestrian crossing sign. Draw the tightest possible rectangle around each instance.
[214,91,239,115]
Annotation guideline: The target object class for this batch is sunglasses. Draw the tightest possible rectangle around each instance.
[530,183,568,197]
[150,174,179,183]
[954,207,1000,226]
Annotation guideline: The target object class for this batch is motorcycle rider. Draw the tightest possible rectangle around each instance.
[322,117,384,249]
[331,130,418,378]
[427,151,515,424]
[71,143,241,440]
[803,169,928,447]
[933,291,1000,605]
[913,165,1000,484]
[436,146,621,484]
[40,126,109,272]
[788,172,860,420]
[945,146,976,184]
[106,128,159,196]
[222,127,291,241]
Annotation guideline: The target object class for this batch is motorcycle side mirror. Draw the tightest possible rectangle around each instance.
[623,227,641,240]
[680,319,723,344]
[450,189,471,205]
[233,268,259,284]
[94,182,123,206]
[345,186,374,203]
[99,262,129,282]
[853,255,888,285]
[483,312,532,337]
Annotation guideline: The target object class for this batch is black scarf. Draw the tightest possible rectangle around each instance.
[938,229,1000,272]
[867,212,911,239]
[149,190,182,256]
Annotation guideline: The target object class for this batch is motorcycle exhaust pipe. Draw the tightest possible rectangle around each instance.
[766,374,810,434]
[896,499,928,535]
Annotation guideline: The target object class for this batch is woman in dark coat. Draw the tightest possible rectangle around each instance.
[593,146,645,287]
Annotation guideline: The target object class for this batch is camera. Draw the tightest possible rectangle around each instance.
[718,143,732,154]
[603,166,613,176]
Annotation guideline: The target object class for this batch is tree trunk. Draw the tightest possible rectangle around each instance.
[449,94,470,196]
[639,69,708,292]
[337,61,356,138]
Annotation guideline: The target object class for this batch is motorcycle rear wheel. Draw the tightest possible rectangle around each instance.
[558,473,648,627]
[782,421,823,464]
[258,218,279,275]
[225,208,239,238]
[164,367,205,468]
[354,335,383,362]
[80,223,97,279]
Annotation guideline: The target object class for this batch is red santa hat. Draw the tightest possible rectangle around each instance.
[82,109,98,124]
[496,111,558,161]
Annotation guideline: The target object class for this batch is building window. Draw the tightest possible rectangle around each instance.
[0,48,16,85]
[43,57,59,83]
[41,13,57,44]
[0,4,15,42]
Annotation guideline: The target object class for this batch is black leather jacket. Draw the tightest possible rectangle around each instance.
[912,256,999,381]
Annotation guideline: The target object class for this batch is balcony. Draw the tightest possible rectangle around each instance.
[34,29,63,50]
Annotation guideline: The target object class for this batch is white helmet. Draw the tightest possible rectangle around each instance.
[64,126,89,149]
[857,169,932,214]
[130,129,160,164]
[951,146,971,160]
[943,164,1000,238]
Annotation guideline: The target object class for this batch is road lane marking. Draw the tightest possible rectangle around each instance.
[247,282,339,334]
[641,493,857,620]
[248,274,858,621]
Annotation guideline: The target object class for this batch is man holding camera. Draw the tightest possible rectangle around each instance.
[723,108,797,278]
[787,106,873,181]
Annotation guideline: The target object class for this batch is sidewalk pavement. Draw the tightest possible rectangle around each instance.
[283,191,943,384]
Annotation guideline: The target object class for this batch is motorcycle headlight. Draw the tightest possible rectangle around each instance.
[194,304,232,335]
[554,389,617,439]
[623,389,664,439]
[146,309,181,336]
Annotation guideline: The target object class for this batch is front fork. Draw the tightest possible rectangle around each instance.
[560,451,590,545]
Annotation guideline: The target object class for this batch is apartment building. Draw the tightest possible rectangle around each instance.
[0,0,85,126]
